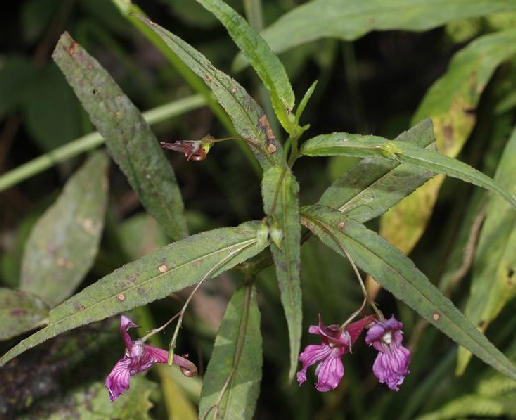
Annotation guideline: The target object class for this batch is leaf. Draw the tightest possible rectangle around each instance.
[233,0,516,69]
[0,221,267,367]
[318,119,436,222]
[413,29,516,156]
[195,0,296,134]
[52,32,188,241]
[301,133,516,210]
[0,55,38,117]
[300,205,516,383]
[0,288,48,340]
[458,127,516,373]
[17,378,156,420]
[119,214,168,260]
[156,366,198,420]
[199,286,262,420]
[20,151,108,307]
[134,15,282,171]
[262,167,301,380]
[384,28,516,254]
[25,64,82,152]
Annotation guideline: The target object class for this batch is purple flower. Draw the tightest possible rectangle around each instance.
[297,314,376,392]
[105,315,197,402]
[365,315,410,391]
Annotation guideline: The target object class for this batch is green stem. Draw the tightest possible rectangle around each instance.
[0,95,206,193]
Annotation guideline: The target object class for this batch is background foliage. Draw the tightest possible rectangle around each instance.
[1,1,516,419]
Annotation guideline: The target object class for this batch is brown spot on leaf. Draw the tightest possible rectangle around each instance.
[158,264,168,273]
[478,319,486,328]
[117,293,126,302]
[68,41,77,56]
[338,221,345,229]
[10,309,27,316]
[73,302,85,312]
[257,114,276,152]
[433,313,440,321]
[442,124,453,141]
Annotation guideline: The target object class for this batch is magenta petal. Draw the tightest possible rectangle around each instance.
[365,315,411,391]
[106,315,197,402]
[297,344,333,386]
[105,357,132,402]
[120,315,138,350]
[314,349,344,392]
[372,346,410,390]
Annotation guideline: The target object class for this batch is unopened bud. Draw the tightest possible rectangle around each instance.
[256,221,269,249]
[270,223,283,248]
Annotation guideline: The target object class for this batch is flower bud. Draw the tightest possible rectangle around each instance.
[270,222,283,248]
[256,221,269,249]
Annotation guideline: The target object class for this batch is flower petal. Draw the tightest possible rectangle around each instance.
[120,315,138,350]
[297,344,333,385]
[105,357,132,402]
[314,348,345,392]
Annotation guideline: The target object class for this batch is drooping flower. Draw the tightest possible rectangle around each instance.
[105,315,197,402]
[297,314,376,392]
[365,315,410,391]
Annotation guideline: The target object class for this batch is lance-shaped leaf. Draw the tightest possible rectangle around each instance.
[199,286,262,420]
[0,289,48,340]
[20,152,108,307]
[318,119,435,222]
[383,29,516,254]
[195,0,296,134]
[457,127,516,373]
[16,377,156,420]
[302,134,516,210]
[52,32,188,241]
[134,15,282,171]
[262,166,301,380]
[300,205,516,382]
[0,221,267,367]
[234,0,516,69]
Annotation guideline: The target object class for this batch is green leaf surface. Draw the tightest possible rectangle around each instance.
[119,214,168,260]
[262,167,301,380]
[234,0,516,69]
[17,377,156,420]
[300,205,516,382]
[413,29,516,157]
[0,221,267,367]
[199,286,262,420]
[20,151,108,307]
[387,28,516,254]
[25,64,82,152]
[318,119,435,222]
[134,15,282,171]
[195,0,295,134]
[52,32,188,240]
[0,55,38,117]
[458,127,516,373]
[302,133,516,210]
[0,288,48,340]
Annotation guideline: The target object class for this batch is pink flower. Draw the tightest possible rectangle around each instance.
[297,315,376,392]
[365,315,410,391]
[105,315,196,402]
